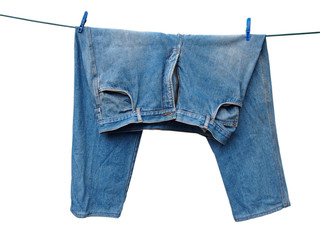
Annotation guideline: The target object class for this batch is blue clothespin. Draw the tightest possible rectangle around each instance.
[246,18,251,41]
[78,11,88,33]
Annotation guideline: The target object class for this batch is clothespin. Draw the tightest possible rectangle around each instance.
[78,11,88,33]
[246,18,251,41]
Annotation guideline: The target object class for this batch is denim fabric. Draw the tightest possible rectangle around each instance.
[71,26,290,221]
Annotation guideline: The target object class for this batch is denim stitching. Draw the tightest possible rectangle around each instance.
[163,49,173,109]
[260,40,288,207]
[177,109,206,119]
[206,129,225,145]
[235,204,285,222]
[98,112,135,123]
[97,108,175,124]
[97,108,175,123]
[82,30,97,200]
[164,49,180,108]
[215,119,238,126]
[212,121,232,137]
[141,109,174,115]
[166,64,175,107]
[100,117,183,134]
[71,210,120,216]
[87,27,100,106]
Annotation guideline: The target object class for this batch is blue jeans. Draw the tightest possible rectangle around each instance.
[70,26,290,221]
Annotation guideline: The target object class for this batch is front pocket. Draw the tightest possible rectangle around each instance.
[213,102,241,135]
[98,88,134,118]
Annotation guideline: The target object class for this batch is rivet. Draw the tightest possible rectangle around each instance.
[233,123,237,127]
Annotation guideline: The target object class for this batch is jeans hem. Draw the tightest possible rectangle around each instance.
[70,209,121,218]
[234,202,291,222]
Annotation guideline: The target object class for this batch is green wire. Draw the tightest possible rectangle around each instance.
[0,13,76,29]
[1,13,320,37]
[266,31,320,37]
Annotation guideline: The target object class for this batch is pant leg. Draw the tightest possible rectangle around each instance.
[206,38,290,222]
[70,32,143,218]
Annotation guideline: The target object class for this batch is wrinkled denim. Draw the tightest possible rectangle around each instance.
[71,26,290,222]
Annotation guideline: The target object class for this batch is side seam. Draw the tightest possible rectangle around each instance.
[260,37,290,207]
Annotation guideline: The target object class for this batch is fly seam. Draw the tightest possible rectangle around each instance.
[87,28,101,106]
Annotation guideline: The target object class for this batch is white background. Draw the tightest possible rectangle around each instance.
[1,0,319,239]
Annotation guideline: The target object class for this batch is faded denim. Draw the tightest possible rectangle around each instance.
[71,26,290,222]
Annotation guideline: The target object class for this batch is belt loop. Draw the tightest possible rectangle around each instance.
[136,107,143,122]
[203,115,211,130]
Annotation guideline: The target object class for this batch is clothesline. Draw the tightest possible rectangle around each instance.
[1,13,320,37]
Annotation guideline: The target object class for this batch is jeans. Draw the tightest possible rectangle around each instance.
[70,26,290,221]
